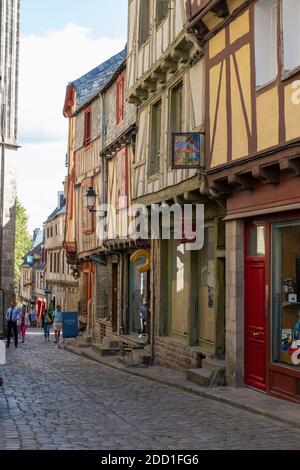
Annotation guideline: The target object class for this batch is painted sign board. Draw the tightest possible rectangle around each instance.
[62,312,78,339]
[172,132,204,169]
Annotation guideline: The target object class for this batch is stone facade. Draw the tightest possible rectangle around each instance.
[225,220,245,387]
[45,197,79,312]
[155,336,203,370]
[0,0,20,336]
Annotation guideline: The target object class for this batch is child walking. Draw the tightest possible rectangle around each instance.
[20,306,29,343]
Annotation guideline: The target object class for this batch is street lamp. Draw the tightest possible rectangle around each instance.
[85,187,97,212]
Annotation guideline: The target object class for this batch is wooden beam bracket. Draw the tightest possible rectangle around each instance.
[228,173,255,191]
[280,157,300,176]
[252,164,280,185]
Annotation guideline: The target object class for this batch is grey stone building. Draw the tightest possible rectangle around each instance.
[0,0,20,336]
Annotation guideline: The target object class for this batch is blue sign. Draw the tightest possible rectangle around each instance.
[62,312,78,339]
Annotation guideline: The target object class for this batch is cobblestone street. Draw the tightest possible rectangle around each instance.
[0,330,299,450]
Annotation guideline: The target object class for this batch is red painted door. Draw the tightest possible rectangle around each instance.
[245,224,267,391]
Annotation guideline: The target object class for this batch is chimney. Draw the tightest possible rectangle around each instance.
[33,228,39,241]
[57,191,65,209]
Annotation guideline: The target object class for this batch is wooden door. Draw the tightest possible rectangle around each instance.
[245,224,267,391]
[112,263,118,333]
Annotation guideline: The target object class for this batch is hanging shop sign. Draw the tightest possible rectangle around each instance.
[130,250,150,273]
[172,132,204,169]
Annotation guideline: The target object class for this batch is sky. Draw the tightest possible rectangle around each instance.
[17,0,128,232]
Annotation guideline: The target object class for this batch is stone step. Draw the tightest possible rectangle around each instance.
[102,337,120,350]
[77,336,93,348]
[202,357,226,372]
[187,368,212,387]
[132,350,152,366]
[92,344,120,357]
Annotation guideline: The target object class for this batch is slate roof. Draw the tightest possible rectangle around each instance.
[71,48,127,114]
[45,204,66,224]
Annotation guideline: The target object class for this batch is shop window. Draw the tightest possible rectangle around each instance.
[168,239,190,342]
[149,100,162,176]
[84,108,92,147]
[272,222,300,370]
[282,0,300,73]
[139,0,150,46]
[255,0,277,87]
[156,0,169,25]
[247,225,266,257]
[198,225,216,346]
[116,74,125,125]
[128,262,148,335]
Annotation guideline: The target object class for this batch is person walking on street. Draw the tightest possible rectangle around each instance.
[20,306,29,343]
[30,308,36,327]
[6,302,20,348]
[43,309,52,342]
[53,305,63,346]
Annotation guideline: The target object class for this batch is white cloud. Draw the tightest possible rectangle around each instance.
[17,24,125,231]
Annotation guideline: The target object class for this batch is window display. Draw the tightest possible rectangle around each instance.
[272,222,300,368]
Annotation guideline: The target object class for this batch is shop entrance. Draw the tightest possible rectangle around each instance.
[245,224,267,391]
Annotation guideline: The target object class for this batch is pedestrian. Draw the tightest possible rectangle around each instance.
[30,308,36,327]
[6,301,20,348]
[43,309,52,342]
[53,305,63,346]
[20,306,29,343]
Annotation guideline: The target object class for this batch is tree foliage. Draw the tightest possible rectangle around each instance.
[14,199,32,283]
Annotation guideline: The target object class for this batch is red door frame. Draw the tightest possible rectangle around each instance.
[245,213,300,400]
[245,222,269,391]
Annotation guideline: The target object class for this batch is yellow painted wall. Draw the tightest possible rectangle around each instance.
[285,82,300,142]
[228,0,245,14]
[209,29,225,59]
[210,60,228,167]
[229,10,249,44]
[257,87,279,151]
[202,11,224,30]
[231,44,251,160]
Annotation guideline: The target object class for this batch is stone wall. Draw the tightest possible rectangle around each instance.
[154,336,202,370]
[225,219,245,387]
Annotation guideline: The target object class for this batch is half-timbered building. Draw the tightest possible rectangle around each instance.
[127,0,226,378]
[63,50,126,340]
[187,0,300,402]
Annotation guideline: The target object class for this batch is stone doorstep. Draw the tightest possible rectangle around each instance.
[92,344,120,357]
[187,368,211,387]
[202,357,226,372]
[63,343,300,429]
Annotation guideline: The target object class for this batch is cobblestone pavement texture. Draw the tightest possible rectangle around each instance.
[0,330,299,450]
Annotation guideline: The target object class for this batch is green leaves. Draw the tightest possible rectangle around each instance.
[14,199,32,283]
